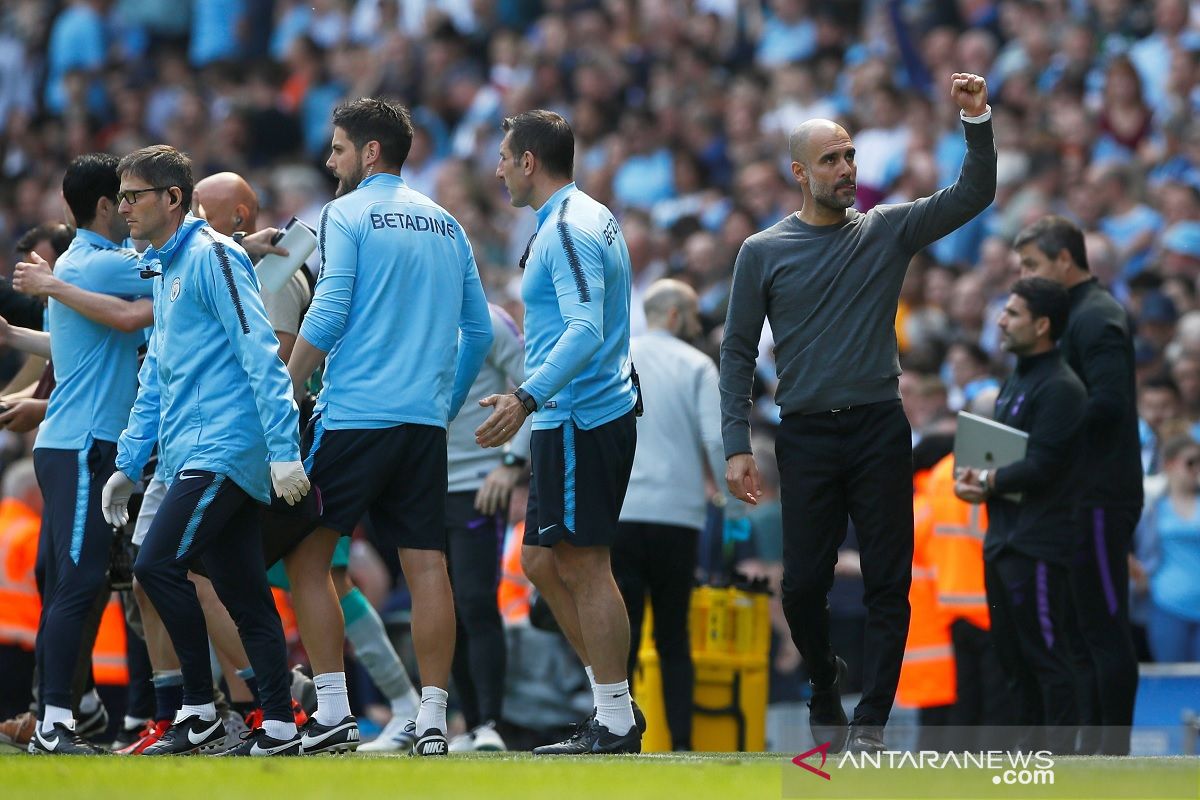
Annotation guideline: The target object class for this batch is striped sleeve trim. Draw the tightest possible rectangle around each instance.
[556,197,590,303]
[317,205,330,281]
[199,228,250,334]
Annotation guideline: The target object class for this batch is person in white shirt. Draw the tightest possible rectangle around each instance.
[613,279,726,751]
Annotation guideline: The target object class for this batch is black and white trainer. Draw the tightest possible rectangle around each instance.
[405,720,448,756]
[217,727,301,757]
[28,721,108,755]
[300,715,360,755]
[532,717,641,755]
[141,714,226,755]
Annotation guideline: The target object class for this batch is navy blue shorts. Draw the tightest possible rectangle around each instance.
[523,411,636,548]
[302,414,447,551]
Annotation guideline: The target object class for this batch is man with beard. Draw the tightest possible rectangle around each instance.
[955,278,1086,755]
[719,73,996,753]
[284,98,492,756]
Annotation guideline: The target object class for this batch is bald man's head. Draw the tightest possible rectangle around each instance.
[644,278,702,340]
[788,119,849,165]
[788,118,857,215]
[193,172,259,236]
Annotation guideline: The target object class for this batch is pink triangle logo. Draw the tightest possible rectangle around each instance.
[792,741,833,780]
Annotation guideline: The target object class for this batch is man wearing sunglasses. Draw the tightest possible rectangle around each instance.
[100,145,309,757]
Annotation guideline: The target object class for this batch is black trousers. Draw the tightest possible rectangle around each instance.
[777,400,913,727]
[985,552,1078,754]
[1068,505,1140,755]
[133,472,291,723]
[446,491,507,728]
[33,442,117,713]
[612,521,698,750]
[948,618,1016,751]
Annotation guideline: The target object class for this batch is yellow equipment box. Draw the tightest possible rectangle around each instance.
[633,583,771,751]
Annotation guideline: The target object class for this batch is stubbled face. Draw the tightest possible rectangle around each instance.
[1017,242,1070,285]
[998,294,1043,356]
[118,177,174,245]
[326,126,365,197]
[496,132,533,208]
[801,128,857,212]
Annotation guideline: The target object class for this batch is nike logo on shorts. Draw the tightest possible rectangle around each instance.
[178,472,206,481]
[539,524,556,535]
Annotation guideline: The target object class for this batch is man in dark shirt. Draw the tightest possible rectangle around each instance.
[1014,216,1142,755]
[720,73,996,753]
[956,277,1086,755]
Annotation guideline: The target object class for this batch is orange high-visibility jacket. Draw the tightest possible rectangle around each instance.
[926,454,990,631]
[0,498,41,650]
[92,594,128,685]
[498,521,531,624]
[897,471,956,709]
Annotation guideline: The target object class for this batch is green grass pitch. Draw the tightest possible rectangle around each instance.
[1,753,1195,800]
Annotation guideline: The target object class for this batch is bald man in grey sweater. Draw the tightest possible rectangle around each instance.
[719,74,996,753]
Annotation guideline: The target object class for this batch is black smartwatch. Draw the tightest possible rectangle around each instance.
[513,387,537,414]
[502,452,527,469]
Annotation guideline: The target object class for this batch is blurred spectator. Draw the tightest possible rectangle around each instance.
[1134,434,1200,662]
[1138,374,1184,475]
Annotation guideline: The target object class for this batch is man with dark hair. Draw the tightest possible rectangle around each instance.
[480,108,641,755]
[24,153,148,755]
[1015,214,1143,755]
[15,223,74,265]
[719,74,996,753]
[956,276,1086,754]
[1138,374,1182,475]
[284,97,492,757]
[100,145,310,757]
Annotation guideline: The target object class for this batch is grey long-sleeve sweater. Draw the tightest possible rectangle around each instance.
[720,116,996,458]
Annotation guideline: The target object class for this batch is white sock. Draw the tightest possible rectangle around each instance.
[261,714,296,743]
[41,705,73,733]
[123,715,144,729]
[177,703,217,722]
[415,686,448,734]
[79,689,101,714]
[263,718,298,740]
[313,672,351,725]
[585,665,596,691]
[594,680,635,735]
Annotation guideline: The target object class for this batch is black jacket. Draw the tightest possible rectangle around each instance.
[985,349,1088,566]
[1059,279,1144,509]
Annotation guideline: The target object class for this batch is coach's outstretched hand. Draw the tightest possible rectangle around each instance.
[102,471,136,528]
[476,393,528,448]
[270,460,310,506]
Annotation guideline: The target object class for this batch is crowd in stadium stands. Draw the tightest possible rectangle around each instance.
[0,0,1199,749]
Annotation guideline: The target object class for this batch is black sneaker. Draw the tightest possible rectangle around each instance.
[216,727,301,757]
[846,723,886,753]
[29,722,108,755]
[405,720,447,756]
[808,656,849,753]
[141,715,226,755]
[532,717,641,755]
[300,715,360,755]
[76,703,109,741]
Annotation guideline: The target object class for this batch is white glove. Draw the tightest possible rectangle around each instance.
[102,471,136,528]
[270,460,310,506]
